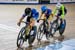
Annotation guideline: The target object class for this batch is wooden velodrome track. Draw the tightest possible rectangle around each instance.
[0,3,75,50]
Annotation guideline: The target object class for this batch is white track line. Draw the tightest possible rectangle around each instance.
[0,24,19,32]
[0,22,40,33]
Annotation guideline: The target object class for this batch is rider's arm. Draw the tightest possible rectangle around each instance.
[38,12,44,20]
[37,12,45,22]
[39,13,43,19]
[17,14,26,26]
[37,13,42,22]
[19,14,26,22]
[48,13,54,21]
[61,5,65,19]
[52,8,57,15]
[39,12,45,19]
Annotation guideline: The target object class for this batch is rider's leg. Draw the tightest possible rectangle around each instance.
[56,13,60,28]
[32,26,37,36]
[47,20,50,31]
[29,18,36,46]
[60,15,65,36]
[29,18,36,36]
[25,18,35,37]
[25,17,31,36]
[60,18,64,36]
[60,10,67,36]
[30,18,35,27]
[46,15,51,31]
[47,17,54,37]
[60,8,67,25]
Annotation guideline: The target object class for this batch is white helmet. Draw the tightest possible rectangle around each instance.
[56,2,62,9]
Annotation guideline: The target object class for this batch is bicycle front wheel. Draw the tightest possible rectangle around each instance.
[37,23,44,41]
[17,27,25,48]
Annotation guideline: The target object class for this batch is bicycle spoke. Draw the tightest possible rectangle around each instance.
[19,39,23,47]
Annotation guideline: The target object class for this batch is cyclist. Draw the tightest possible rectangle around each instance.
[17,7,39,46]
[37,6,54,37]
[38,5,53,32]
[52,2,67,36]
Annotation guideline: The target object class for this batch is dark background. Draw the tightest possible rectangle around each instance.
[39,0,50,4]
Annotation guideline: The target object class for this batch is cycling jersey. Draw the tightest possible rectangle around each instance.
[53,4,67,19]
[22,9,39,22]
[42,9,52,19]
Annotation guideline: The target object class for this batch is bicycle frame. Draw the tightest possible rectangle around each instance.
[39,19,49,34]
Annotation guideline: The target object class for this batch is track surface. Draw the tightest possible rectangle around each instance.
[0,4,75,50]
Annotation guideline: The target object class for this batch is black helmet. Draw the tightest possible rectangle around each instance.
[25,7,31,15]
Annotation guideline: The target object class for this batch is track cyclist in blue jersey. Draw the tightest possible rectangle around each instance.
[38,6,53,33]
[17,7,39,34]
[17,7,39,47]
[37,6,54,40]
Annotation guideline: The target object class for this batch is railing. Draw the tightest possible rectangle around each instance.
[0,0,75,4]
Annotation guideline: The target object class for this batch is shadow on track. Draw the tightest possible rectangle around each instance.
[16,35,64,50]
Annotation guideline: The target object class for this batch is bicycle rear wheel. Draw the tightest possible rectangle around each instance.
[28,26,37,46]
[59,19,66,36]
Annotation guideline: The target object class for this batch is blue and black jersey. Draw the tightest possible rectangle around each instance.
[22,9,39,22]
